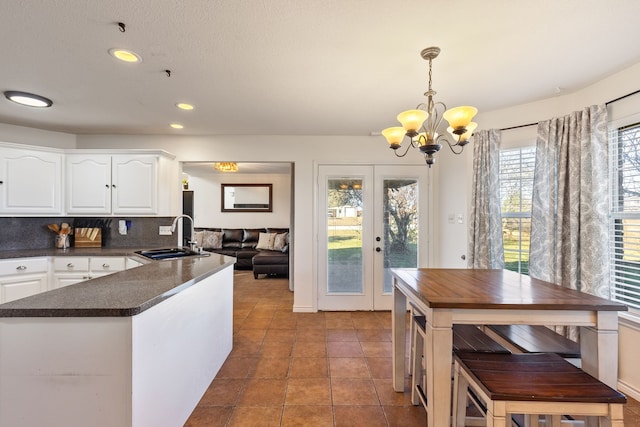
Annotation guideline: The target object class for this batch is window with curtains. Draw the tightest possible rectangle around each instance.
[610,122,640,311]
[499,147,535,275]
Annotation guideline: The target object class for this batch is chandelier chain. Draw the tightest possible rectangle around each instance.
[428,58,433,92]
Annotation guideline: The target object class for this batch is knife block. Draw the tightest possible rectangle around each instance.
[74,228,102,247]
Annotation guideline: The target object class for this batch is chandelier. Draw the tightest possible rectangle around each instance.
[381,46,478,167]
[214,162,238,172]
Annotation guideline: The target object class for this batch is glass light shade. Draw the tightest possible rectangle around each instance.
[397,109,429,133]
[414,132,437,146]
[381,127,406,146]
[443,106,477,130]
[447,122,477,142]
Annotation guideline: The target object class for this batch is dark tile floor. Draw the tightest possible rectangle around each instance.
[184,270,640,426]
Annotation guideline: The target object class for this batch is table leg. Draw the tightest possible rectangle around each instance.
[425,311,453,427]
[580,312,620,427]
[580,311,619,388]
[392,283,407,392]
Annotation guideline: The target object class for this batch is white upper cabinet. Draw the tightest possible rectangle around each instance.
[0,146,63,215]
[66,154,112,214]
[66,151,178,216]
[111,155,158,214]
[0,143,179,217]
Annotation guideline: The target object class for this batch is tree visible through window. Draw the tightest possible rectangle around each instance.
[610,122,640,311]
[499,147,535,275]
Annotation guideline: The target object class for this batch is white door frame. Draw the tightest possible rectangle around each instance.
[315,163,430,311]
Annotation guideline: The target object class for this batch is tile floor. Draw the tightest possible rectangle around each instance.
[184,270,640,426]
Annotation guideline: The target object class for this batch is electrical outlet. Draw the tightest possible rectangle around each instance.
[159,226,172,235]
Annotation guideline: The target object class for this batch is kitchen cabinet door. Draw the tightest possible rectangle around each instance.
[0,147,63,215]
[0,274,48,303]
[0,257,49,303]
[66,155,112,214]
[66,154,160,215]
[111,155,158,214]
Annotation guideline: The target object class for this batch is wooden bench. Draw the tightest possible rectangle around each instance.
[452,351,626,427]
[411,315,509,408]
[485,324,581,362]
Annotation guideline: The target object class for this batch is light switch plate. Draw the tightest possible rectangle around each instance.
[159,226,172,235]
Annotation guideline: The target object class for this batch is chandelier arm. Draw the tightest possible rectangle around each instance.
[393,140,415,157]
[435,134,465,155]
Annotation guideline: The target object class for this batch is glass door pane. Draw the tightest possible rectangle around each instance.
[373,165,428,311]
[382,178,419,294]
[327,178,364,293]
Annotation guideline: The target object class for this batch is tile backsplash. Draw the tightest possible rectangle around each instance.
[0,217,179,251]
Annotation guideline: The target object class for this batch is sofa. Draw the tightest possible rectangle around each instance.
[193,227,289,278]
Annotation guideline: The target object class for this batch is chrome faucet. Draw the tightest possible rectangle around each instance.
[170,214,198,251]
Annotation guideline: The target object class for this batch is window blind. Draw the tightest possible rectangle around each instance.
[500,147,536,275]
[610,123,640,310]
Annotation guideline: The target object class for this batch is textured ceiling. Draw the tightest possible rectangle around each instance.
[1,0,640,136]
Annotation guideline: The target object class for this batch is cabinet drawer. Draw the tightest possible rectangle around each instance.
[91,257,126,273]
[0,257,48,276]
[53,257,90,272]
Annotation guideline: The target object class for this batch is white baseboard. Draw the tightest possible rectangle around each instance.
[618,379,640,401]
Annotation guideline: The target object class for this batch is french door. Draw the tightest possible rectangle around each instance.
[317,165,429,310]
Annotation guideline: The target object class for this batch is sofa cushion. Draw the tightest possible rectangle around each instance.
[253,250,288,265]
[242,228,263,248]
[222,229,244,248]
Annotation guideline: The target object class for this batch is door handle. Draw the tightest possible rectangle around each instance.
[375,247,382,252]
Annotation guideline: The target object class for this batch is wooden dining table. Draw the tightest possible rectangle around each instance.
[391,268,628,427]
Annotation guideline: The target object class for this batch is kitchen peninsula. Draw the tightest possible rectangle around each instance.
[0,252,235,427]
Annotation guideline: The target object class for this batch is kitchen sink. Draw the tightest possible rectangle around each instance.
[135,247,210,260]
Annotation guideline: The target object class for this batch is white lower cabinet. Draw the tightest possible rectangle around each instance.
[0,257,49,303]
[126,257,144,269]
[89,257,127,278]
[51,257,90,289]
[52,256,127,289]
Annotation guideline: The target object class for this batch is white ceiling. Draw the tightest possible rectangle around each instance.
[1,1,640,137]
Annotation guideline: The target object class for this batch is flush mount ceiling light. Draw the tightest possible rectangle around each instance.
[109,48,141,63]
[169,123,184,129]
[214,162,238,172]
[381,46,478,167]
[4,91,53,108]
[176,103,194,110]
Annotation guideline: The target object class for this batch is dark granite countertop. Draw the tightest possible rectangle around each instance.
[0,251,235,318]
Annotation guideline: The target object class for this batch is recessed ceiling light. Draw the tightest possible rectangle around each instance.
[109,48,141,63]
[170,123,184,129]
[176,103,194,111]
[4,91,53,108]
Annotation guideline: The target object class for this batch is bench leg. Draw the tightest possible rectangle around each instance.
[410,322,424,406]
[452,360,469,427]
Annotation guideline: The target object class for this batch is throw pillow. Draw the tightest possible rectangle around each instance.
[256,232,276,250]
[273,232,288,251]
[202,231,224,249]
